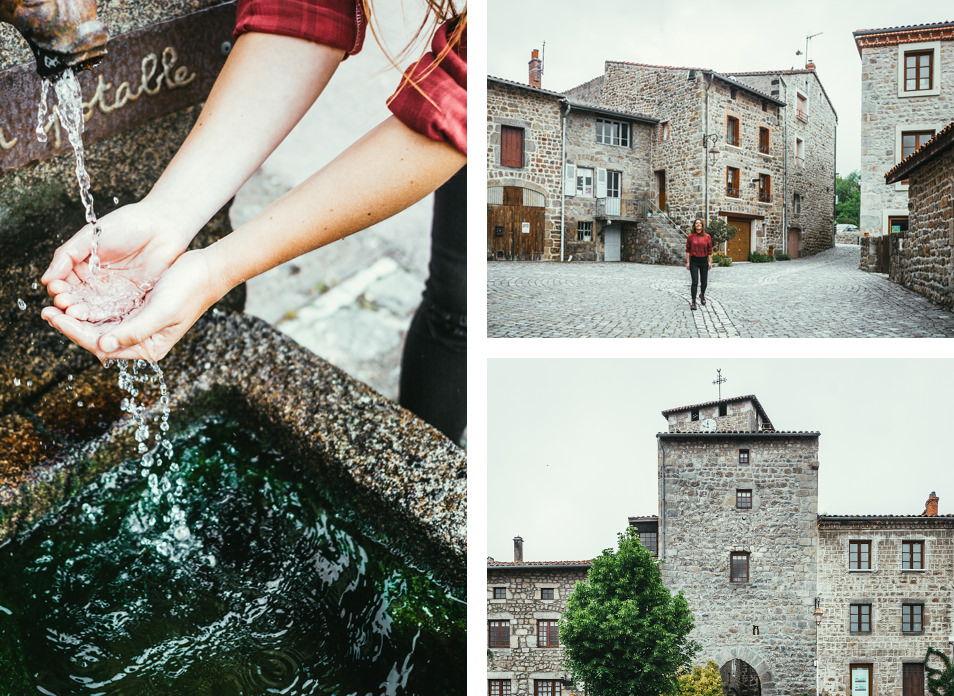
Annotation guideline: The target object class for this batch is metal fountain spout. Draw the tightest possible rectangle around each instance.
[1,0,107,78]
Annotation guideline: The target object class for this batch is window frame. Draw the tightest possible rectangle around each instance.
[849,540,872,571]
[596,118,631,148]
[758,174,772,203]
[661,121,671,141]
[898,42,941,98]
[577,220,593,242]
[493,587,506,600]
[758,127,770,155]
[793,192,802,216]
[488,619,510,648]
[726,167,740,198]
[730,551,750,583]
[575,167,595,197]
[739,449,750,464]
[901,130,935,160]
[500,125,525,168]
[902,540,925,571]
[534,680,562,696]
[902,603,924,634]
[796,92,808,121]
[638,530,658,556]
[489,679,512,696]
[540,587,554,600]
[795,137,805,167]
[726,116,740,147]
[537,619,560,648]
[736,489,753,510]
[605,170,622,200]
[850,603,872,634]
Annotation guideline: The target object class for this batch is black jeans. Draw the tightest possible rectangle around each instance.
[399,166,466,445]
[689,256,709,300]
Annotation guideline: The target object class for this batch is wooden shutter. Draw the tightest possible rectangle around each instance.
[500,126,524,167]
[564,163,576,195]
[596,168,607,198]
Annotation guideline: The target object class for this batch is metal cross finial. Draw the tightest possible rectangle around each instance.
[713,369,727,400]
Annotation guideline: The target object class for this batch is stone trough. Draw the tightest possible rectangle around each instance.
[0,0,464,608]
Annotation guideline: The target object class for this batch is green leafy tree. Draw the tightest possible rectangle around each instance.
[705,218,738,247]
[674,660,724,696]
[835,171,861,226]
[926,647,954,696]
[560,529,699,696]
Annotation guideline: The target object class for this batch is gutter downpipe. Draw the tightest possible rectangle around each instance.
[659,437,666,560]
[561,100,571,262]
[779,73,789,255]
[704,72,713,226]
[833,113,838,246]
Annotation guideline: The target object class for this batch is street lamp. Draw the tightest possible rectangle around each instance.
[702,133,721,226]
[814,597,823,696]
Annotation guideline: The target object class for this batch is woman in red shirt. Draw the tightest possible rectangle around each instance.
[685,218,713,310]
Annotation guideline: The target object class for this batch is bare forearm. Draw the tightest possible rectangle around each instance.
[145,32,344,246]
[204,116,465,297]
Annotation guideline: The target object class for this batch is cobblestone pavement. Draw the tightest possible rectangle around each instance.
[487,245,954,338]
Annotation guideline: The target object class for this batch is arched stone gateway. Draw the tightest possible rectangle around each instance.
[720,659,762,696]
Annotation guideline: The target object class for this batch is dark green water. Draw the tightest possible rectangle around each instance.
[0,416,464,695]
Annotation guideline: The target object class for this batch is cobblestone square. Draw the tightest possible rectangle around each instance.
[487,245,954,338]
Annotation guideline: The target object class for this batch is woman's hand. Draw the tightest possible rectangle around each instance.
[41,200,193,306]
[41,249,222,363]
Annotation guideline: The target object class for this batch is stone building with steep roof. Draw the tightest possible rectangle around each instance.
[854,20,954,247]
[488,395,954,696]
[487,55,837,263]
[883,120,954,308]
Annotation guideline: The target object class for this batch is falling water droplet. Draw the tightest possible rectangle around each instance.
[31,282,38,290]
[113,197,119,205]
[13,378,20,387]
[25,380,32,387]
[76,401,83,407]
[17,299,26,311]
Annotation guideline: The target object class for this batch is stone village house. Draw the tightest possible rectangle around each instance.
[487,52,837,263]
[883,121,954,309]
[487,395,954,696]
[855,20,954,272]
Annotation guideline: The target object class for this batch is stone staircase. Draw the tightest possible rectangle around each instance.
[628,203,686,265]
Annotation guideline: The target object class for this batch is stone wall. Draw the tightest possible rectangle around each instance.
[888,145,954,308]
[487,564,589,696]
[487,81,564,260]
[817,518,954,696]
[562,109,654,261]
[666,399,760,433]
[732,70,837,257]
[858,38,954,238]
[658,432,819,696]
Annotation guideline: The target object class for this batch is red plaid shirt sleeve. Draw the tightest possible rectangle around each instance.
[235,0,467,155]
[235,0,366,55]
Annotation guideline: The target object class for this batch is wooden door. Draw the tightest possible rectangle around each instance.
[787,228,800,258]
[725,218,752,262]
[903,664,924,696]
[487,188,546,261]
[655,170,666,211]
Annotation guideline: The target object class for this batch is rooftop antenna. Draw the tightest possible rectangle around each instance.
[713,368,727,400]
[799,32,822,66]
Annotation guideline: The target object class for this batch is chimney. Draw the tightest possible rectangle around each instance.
[805,61,816,71]
[514,536,524,562]
[924,492,939,517]
[529,49,542,89]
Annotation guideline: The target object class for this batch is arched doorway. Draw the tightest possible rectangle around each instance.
[720,659,761,696]
[487,185,546,260]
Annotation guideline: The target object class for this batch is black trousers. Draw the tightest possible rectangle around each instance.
[689,256,709,300]
[399,166,467,445]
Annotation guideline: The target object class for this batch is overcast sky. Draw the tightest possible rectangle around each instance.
[486,0,953,176]
[486,359,954,563]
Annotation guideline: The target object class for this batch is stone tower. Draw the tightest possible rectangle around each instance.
[657,395,819,696]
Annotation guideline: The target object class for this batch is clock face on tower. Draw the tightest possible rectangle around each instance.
[700,418,717,432]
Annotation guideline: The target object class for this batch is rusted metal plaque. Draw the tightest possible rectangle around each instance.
[0,1,237,173]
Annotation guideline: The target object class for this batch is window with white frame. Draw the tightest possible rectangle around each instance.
[596,118,630,147]
[577,221,593,242]
[606,170,621,199]
[898,42,941,97]
[576,167,594,197]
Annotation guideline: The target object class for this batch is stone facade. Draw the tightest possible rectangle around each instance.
[884,121,954,308]
[817,515,954,696]
[487,548,590,696]
[658,400,820,696]
[855,21,954,239]
[489,394,954,696]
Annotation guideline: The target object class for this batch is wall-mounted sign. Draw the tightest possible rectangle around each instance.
[0,2,237,173]
[521,222,530,234]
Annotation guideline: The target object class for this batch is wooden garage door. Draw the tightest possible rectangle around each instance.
[725,218,752,262]
[488,194,546,260]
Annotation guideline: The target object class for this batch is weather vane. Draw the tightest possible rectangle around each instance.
[713,369,727,400]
